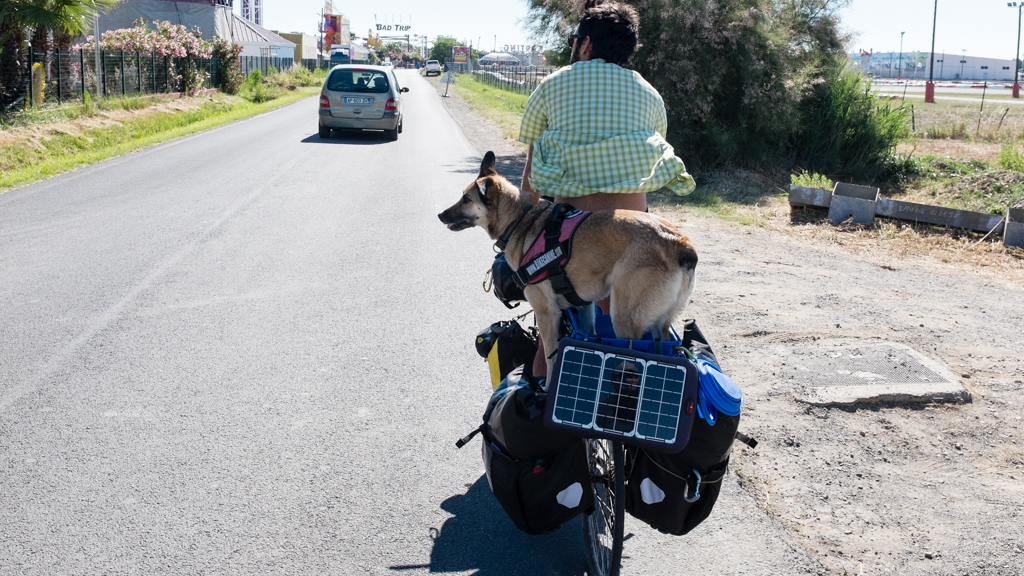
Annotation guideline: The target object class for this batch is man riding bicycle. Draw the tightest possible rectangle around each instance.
[518,0,695,378]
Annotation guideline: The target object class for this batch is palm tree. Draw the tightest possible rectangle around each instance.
[1,0,118,108]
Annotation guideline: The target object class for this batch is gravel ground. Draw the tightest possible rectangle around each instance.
[427,73,1024,576]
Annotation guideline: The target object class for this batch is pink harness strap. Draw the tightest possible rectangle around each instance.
[520,209,590,284]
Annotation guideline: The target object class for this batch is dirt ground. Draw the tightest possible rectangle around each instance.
[428,76,1024,575]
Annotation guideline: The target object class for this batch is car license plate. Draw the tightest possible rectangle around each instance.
[344,97,372,105]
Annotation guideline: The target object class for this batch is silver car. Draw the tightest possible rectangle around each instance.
[318,65,408,141]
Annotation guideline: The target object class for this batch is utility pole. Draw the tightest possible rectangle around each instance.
[1011,2,1023,98]
[898,31,905,81]
[926,0,937,102]
[94,13,102,97]
[960,49,967,80]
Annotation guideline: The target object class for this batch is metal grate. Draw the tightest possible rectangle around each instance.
[785,342,956,389]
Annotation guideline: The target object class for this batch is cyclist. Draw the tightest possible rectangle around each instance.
[518,0,696,378]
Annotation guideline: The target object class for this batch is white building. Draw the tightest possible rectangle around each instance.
[851,51,1019,82]
[97,0,294,62]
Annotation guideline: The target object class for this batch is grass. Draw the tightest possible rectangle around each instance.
[0,86,319,193]
[444,73,530,140]
[904,99,1024,141]
[888,155,1024,215]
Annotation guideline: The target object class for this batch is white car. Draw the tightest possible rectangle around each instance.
[424,60,442,76]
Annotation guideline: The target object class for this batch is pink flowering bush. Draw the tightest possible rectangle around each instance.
[77,20,233,96]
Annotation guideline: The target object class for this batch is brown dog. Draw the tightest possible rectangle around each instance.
[439,152,698,379]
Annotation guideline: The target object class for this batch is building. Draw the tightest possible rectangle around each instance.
[851,51,1019,82]
[97,0,295,62]
[276,33,319,64]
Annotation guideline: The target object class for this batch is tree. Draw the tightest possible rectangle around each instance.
[428,35,459,63]
[521,0,905,178]
[0,0,118,108]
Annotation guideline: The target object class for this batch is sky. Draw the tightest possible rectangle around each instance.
[251,0,1024,60]
[253,0,539,52]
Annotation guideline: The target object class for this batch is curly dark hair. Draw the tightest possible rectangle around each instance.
[576,0,639,66]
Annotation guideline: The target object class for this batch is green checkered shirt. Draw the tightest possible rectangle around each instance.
[518,59,695,198]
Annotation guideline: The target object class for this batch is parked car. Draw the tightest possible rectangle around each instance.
[319,65,408,141]
[424,60,441,76]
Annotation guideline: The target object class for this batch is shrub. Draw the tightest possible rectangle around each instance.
[999,141,1024,172]
[791,171,834,190]
[211,37,243,94]
[246,69,263,88]
[790,62,909,179]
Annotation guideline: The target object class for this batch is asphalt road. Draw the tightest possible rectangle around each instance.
[0,70,815,575]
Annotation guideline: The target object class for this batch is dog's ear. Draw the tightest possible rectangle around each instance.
[478,151,497,178]
[476,179,490,206]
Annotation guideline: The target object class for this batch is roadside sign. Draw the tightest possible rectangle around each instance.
[441,72,456,84]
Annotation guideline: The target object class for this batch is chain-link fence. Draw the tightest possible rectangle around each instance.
[4,47,223,111]
[441,58,556,95]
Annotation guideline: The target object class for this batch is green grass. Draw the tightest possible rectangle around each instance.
[891,154,1024,215]
[791,171,834,190]
[0,87,319,193]
[446,73,530,140]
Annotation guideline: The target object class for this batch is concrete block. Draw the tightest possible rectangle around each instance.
[828,183,878,225]
[788,185,832,208]
[876,199,1004,233]
[1005,208,1024,249]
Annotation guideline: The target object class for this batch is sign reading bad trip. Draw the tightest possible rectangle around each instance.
[376,24,412,32]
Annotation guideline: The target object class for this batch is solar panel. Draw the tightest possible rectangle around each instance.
[545,339,699,453]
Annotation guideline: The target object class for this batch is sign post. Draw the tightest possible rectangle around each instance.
[441,70,456,97]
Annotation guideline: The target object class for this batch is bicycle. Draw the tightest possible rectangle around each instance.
[581,438,625,576]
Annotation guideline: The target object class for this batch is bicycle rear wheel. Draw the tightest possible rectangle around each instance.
[582,439,625,576]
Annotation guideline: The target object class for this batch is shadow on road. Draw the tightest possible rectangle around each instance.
[301,131,393,145]
[390,475,587,575]
[449,154,528,187]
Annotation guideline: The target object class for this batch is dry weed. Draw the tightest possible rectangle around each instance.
[749,197,1024,285]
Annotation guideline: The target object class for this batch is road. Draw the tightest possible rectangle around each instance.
[0,70,815,575]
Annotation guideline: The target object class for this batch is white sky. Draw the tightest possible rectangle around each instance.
[840,0,1024,59]
[251,0,1024,59]
[254,0,538,52]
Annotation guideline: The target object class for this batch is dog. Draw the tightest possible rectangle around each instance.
[438,151,698,379]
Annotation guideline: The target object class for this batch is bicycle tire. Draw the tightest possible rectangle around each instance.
[582,439,625,576]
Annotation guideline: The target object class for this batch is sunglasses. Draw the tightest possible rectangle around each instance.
[568,25,583,48]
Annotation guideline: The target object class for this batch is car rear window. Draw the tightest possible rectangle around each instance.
[327,70,390,93]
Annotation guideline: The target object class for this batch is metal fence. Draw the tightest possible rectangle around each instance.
[441,58,556,95]
[5,47,221,111]
[239,56,295,77]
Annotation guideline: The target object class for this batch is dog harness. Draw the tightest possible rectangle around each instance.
[511,203,592,307]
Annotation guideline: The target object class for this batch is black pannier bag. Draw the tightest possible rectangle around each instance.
[624,414,739,535]
[457,375,594,535]
[474,320,539,390]
[623,319,752,535]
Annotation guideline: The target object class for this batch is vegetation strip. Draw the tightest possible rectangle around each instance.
[0,87,318,194]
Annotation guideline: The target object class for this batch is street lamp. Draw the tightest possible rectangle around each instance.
[960,48,967,80]
[1010,2,1023,97]
[926,0,938,102]
[898,31,905,80]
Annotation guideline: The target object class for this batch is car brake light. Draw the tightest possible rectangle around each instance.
[385,98,397,111]
[320,95,330,109]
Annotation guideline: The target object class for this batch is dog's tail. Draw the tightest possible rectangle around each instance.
[677,239,698,270]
